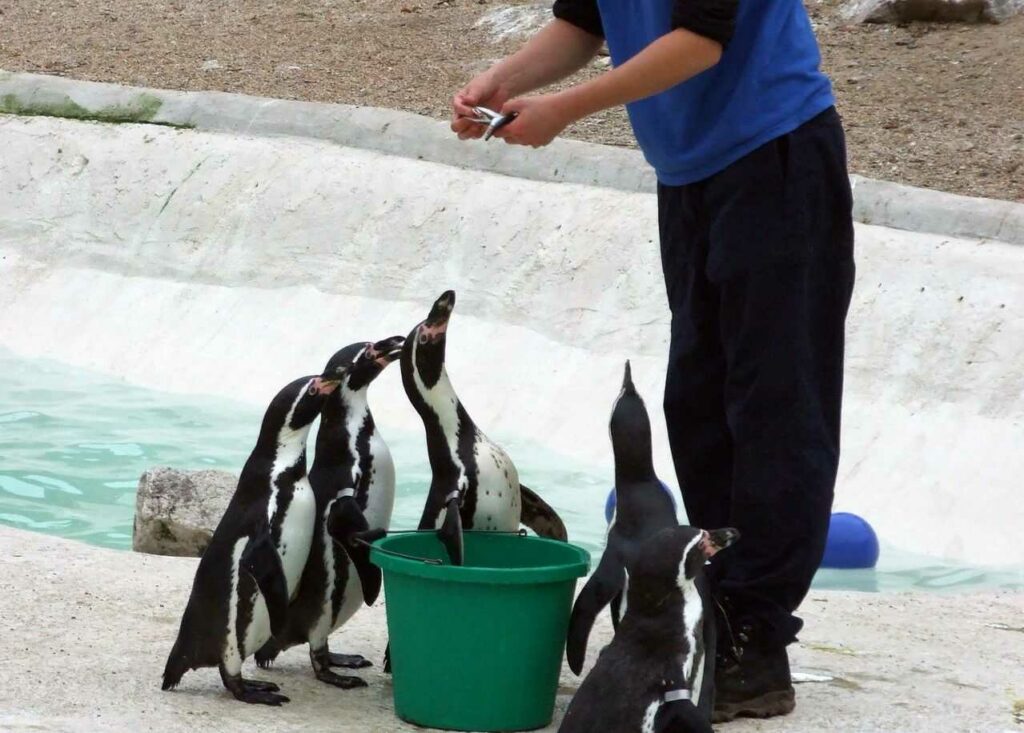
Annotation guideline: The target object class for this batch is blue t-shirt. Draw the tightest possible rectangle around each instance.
[555,0,835,185]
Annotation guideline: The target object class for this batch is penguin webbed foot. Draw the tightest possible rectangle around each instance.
[315,669,370,689]
[231,687,291,706]
[239,679,280,692]
[328,652,372,669]
[312,646,369,688]
[219,667,289,705]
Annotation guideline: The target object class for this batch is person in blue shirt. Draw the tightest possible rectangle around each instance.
[450,0,855,723]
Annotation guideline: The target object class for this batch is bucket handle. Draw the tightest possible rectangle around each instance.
[357,529,529,566]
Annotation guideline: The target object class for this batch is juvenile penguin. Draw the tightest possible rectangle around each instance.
[162,368,347,705]
[558,525,740,733]
[566,361,679,675]
[401,290,567,566]
[253,336,404,687]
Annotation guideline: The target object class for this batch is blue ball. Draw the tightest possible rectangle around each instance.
[605,481,678,523]
[821,512,879,569]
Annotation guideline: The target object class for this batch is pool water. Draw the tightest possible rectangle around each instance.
[1,350,1021,592]
[0,349,609,555]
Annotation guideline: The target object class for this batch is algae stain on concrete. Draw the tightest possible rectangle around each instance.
[828,677,864,692]
[806,642,863,656]
[0,92,192,128]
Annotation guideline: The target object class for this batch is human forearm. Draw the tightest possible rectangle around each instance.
[556,28,722,121]
[487,19,604,99]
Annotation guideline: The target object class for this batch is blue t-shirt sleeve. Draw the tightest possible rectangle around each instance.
[552,0,737,47]
[551,0,605,38]
[672,0,738,48]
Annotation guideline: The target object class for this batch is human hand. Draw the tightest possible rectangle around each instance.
[492,93,576,148]
[451,72,509,140]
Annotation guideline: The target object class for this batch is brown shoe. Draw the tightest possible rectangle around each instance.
[713,623,796,723]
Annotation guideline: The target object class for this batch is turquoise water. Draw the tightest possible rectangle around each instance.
[1,349,1021,592]
[0,349,610,556]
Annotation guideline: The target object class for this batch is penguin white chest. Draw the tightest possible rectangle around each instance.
[470,439,520,531]
[333,556,365,629]
[275,477,316,596]
[363,431,395,531]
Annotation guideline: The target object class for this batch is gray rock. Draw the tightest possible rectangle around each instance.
[843,0,1023,23]
[132,467,237,557]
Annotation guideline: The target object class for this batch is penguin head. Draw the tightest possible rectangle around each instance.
[331,335,403,393]
[277,373,344,431]
[626,526,740,610]
[321,342,369,381]
[404,290,455,390]
[608,361,655,481]
[683,527,740,580]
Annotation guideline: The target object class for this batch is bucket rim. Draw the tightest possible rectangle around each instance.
[370,532,591,585]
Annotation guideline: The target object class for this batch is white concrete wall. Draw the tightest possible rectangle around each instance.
[1,114,1022,567]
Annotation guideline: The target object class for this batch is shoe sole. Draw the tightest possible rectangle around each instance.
[712,688,796,724]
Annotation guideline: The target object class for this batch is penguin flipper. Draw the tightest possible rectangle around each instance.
[327,496,385,605]
[566,551,625,675]
[437,496,464,566]
[254,638,282,669]
[610,589,624,630]
[519,484,568,541]
[240,528,290,639]
[655,699,714,733]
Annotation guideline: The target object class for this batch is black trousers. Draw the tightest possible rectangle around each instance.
[659,107,856,648]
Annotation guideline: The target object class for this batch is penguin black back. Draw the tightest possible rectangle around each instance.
[566,361,678,675]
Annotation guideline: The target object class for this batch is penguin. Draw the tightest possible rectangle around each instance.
[381,290,567,672]
[252,336,403,688]
[401,290,567,566]
[161,367,348,705]
[565,360,679,675]
[557,525,740,733]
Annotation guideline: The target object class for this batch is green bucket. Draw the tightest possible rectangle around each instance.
[371,531,590,732]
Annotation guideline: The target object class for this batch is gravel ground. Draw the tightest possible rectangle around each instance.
[0,0,1021,201]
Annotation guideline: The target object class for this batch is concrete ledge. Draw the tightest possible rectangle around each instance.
[0,70,650,193]
[851,174,1024,246]
[2,70,1022,246]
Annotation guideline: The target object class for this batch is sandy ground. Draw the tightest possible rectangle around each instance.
[0,526,1022,732]
[0,0,1021,202]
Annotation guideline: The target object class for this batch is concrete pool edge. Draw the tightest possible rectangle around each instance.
[1,524,1022,732]
[1,69,1022,246]
[2,113,1023,568]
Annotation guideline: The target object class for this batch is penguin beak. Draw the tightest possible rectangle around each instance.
[372,335,405,367]
[418,293,454,346]
[621,360,636,392]
[424,290,455,327]
[309,376,340,395]
[700,528,740,558]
